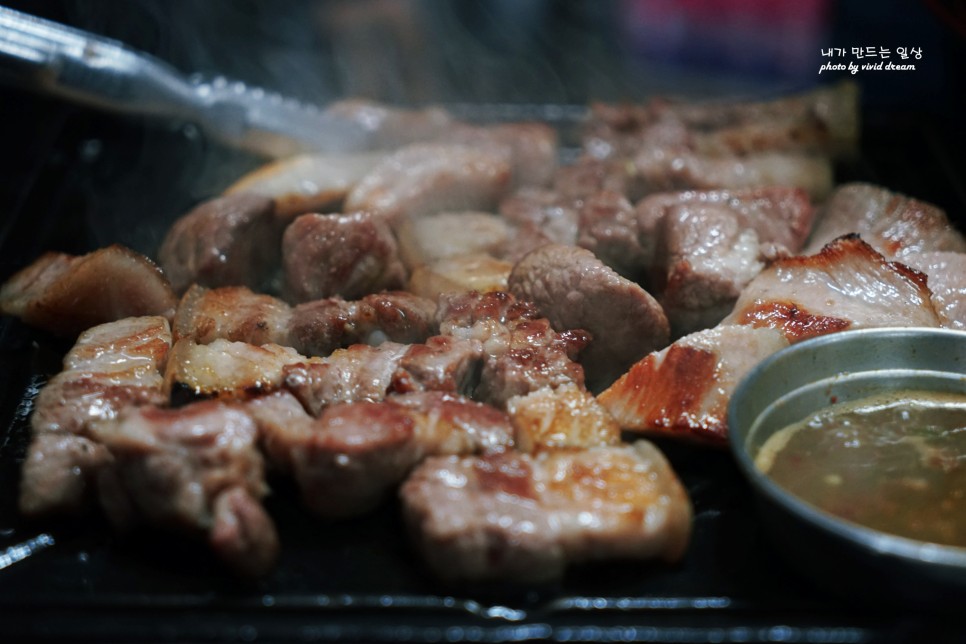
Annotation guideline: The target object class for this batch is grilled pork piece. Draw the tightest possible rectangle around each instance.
[406,254,513,300]
[158,193,281,294]
[436,290,591,406]
[599,325,789,446]
[282,342,409,416]
[722,235,942,340]
[507,383,620,453]
[344,143,513,224]
[401,441,692,582]
[223,152,384,221]
[395,212,512,270]
[900,252,966,330]
[390,335,484,396]
[248,390,513,518]
[441,122,558,188]
[282,211,406,302]
[584,82,858,161]
[19,316,172,516]
[91,401,278,577]
[804,183,966,259]
[165,339,313,403]
[1,246,177,337]
[323,99,454,150]
[509,244,669,390]
[600,236,944,445]
[499,187,578,251]
[653,187,815,336]
[174,285,437,357]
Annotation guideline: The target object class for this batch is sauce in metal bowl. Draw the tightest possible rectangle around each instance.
[756,389,966,548]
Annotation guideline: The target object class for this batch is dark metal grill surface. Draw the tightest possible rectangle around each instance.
[1,92,965,643]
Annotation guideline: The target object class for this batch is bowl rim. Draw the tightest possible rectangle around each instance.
[728,326,966,572]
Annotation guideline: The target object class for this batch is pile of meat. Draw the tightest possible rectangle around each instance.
[3,82,965,581]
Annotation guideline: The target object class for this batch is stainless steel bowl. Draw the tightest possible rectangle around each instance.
[728,327,966,606]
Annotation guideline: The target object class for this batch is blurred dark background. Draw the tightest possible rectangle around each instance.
[0,0,963,264]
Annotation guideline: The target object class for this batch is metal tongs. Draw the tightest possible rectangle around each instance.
[0,6,366,157]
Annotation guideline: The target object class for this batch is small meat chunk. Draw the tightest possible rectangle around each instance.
[598,325,789,446]
[158,194,280,294]
[406,254,513,301]
[282,211,405,302]
[248,390,513,518]
[400,442,692,582]
[344,143,512,223]
[804,183,966,259]
[390,335,483,396]
[509,244,669,390]
[507,383,620,453]
[1,246,177,337]
[396,212,512,269]
[441,122,558,188]
[91,401,277,577]
[223,152,384,221]
[173,285,292,346]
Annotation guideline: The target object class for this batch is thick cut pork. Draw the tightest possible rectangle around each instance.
[900,252,966,330]
[282,211,406,302]
[804,183,966,259]
[19,316,171,517]
[400,442,692,582]
[248,390,513,518]
[91,401,278,577]
[508,244,669,390]
[158,193,281,294]
[344,143,512,223]
[1,246,177,337]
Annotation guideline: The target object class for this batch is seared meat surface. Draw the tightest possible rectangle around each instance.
[158,193,281,294]
[509,244,669,389]
[175,285,437,357]
[344,143,512,223]
[805,183,966,259]
[400,441,692,582]
[248,390,513,518]
[91,401,278,577]
[1,246,177,337]
[282,211,406,302]
[19,317,172,517]
[899,252,966,330]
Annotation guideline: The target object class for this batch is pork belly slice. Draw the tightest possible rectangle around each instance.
[407,254,513,301]
[223,152,384,221]
[390,335,484,396]
[598,325,789,446]
[441,122,558,189]
[323,99,455,150]
[901,252,966,330]
[20,316,172,517]
[248,390,513,518]
[583,81,858,161]
[400,441,692,583]
[804,183,966,259]
[282,211,406,303]
[164,339,314,403]
[509,244,669,390]
[90,401,278,577]
[0,245,177,337]
[721,235,943,341]
[395,212,512,270]
[158,193,281,295]
[173,285,292,346]
[507,383,620,453]
[656,188,814,336]
[282,342,409,416]
[632,149,833,201]
[344,143,513,224]
[175,285,437,357]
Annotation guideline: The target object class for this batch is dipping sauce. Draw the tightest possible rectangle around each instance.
[756,390,966,547]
